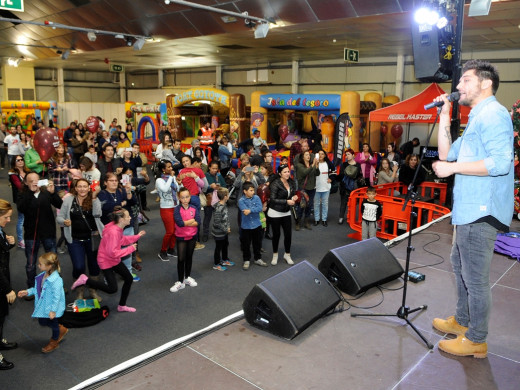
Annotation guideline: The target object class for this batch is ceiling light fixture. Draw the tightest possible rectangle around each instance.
[133,37,145,50]
[165,0,274,27]
[254,23,270,39]
[61,50,70,60]
[7,57,22,67]
[87,31,97,42]
[0,17,151,48]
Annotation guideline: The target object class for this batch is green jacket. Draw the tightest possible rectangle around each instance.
[294,160,319,190]
[24,148,43,174]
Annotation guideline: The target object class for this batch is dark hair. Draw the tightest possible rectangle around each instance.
[158,160,172,173]
[412,137,420,143]
[173,139,182,144]
[104,172,118,184]
[111,205,127,223]
[387,143,395,152]
[362,143,373,155]
[405,153,419,166]
[366,186,376,194]
[277,164,289,174]
[242,181,254,192]
[9,154,29,174]
[316,148,331,164]
[181,155,192,164]
[379,158,392,173]
[178,186,190,198]
[192,157,202,165]
[261,149,272,159]
[297,150,311,165]
[261,162,274,176]
[102,143,114,152]
[70,178,93,211]
[79,156,93,171]
[462,59,500,95]
[193,147,205,159]
[209,160,220,169]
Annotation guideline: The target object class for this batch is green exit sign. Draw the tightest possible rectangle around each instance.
[110,64,124,73]
[0,0,24,12]
[344,48,359,63]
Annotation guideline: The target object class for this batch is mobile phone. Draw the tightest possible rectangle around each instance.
[37,179,49,187]
[245,166,255,172]
[121,174,131,186]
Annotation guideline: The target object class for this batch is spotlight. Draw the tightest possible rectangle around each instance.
[436,16,448,29]
[87,31,97,42]
[126,37,133,47]
[133,37,145,51]
[414,7,439,26]
[7,57,21,67]
[62,50,70,60]
[164,0,170,4]
[254,23,270,39]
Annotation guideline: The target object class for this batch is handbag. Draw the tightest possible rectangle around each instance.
[76,197,101,252]
[199,192,207,207]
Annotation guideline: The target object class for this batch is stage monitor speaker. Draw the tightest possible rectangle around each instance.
[318,238,404,296]
[411,23,452,82]
[242,260,341,340]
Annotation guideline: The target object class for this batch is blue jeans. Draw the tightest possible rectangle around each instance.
[451,223,498,343]
[122,226,134,273]
[25,238,57,287]
[38,318,60,340]
[16,212,24,243]
[67,239,100,279]
[314,191,330,222]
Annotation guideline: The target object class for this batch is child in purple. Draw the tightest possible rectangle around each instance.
[170,187,201,292]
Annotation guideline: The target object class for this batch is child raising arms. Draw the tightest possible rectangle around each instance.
[18,253,68,353]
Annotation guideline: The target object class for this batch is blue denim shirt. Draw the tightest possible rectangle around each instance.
[238,194,263,230]
[447,96,514,227]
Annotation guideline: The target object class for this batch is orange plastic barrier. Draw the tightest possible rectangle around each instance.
[347,182,450,240]
[136,139,157,163]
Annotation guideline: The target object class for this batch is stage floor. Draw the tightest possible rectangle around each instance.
[97,218,520,390]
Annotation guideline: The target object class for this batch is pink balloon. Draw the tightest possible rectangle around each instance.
[391,124,403,139]
[33,128,60,162]
[279,124,289,141]
[85,116,100,133]
[380,124,388,136]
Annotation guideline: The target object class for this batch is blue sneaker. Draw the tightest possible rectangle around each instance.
[222,260,235,267]
[132,273,141,282]
[212,264,227,271]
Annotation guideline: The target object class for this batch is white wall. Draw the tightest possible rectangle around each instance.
[59,102,126,129]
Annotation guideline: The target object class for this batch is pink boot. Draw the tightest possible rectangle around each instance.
[71,274,88,290]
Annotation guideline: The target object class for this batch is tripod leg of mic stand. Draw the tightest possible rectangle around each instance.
[404,317,434,349]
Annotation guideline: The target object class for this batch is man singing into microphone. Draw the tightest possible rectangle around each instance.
[432,60,513,358]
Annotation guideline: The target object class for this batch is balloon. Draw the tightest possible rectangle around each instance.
[126,110,133,119]
[279,124,289,141]
[33,128,60,162]
[391,124,403,138]
[85,116,100,133]
[380,124,388,136]
[257,183,270,204]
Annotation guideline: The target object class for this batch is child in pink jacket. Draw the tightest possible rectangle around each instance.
[71,206,145,312]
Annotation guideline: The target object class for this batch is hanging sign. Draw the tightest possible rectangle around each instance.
[0,0,24,12]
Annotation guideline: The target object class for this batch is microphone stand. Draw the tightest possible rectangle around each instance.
[350,108,443,350]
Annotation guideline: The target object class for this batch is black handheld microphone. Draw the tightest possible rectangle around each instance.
[424,91,460,110]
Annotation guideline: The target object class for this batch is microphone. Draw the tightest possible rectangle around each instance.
[424,92,460,110]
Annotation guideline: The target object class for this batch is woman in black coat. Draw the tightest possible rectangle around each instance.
[0,199,17,370]
[268,164,298,266]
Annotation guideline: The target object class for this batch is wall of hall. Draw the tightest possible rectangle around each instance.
[1,51,515,125]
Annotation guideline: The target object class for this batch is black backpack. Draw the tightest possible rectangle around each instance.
[59,306,110,328]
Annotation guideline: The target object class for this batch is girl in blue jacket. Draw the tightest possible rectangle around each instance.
[18,253,68,353]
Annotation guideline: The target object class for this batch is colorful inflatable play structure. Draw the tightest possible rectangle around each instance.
[129,103,166,142]
[165,87,247,141]
[1,100,58,134]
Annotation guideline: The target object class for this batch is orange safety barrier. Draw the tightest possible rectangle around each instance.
[136,139,157,164]
[346,182,451,241]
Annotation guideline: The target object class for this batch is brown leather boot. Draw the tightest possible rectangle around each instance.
[41,339,59,353]
[57,325,69,343]
[304,218,312,230]
[295,219,301,231]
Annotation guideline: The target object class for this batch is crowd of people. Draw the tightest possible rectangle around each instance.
[0,113,428,368]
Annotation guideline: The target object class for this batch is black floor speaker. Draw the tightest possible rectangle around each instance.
[242,260,341,340]
[318,238,404,296]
